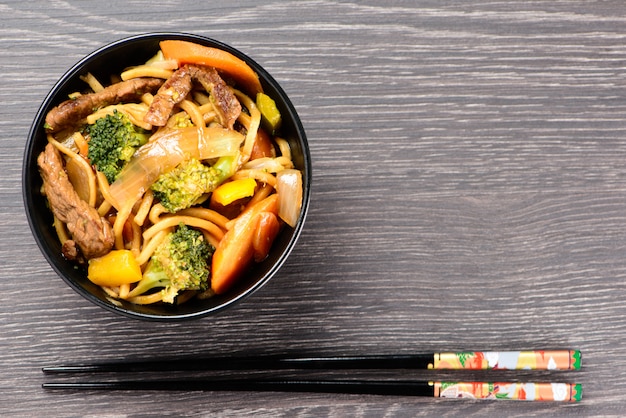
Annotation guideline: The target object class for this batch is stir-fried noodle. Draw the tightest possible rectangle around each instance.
[38,41,302,305]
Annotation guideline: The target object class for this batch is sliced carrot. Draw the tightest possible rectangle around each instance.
[160,40,263,96]
[250,127,275,159]
[211,194,278,294]
[252,211,281,262]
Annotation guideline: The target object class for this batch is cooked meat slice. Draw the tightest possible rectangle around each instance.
[61,240,79,260]
[144,65,241,128]
[45,77,163,133]
[143,66,194,127]
[188,65,241,129]
[37,143,114,259]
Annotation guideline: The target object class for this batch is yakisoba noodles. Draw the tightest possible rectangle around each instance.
[37,40,303,305]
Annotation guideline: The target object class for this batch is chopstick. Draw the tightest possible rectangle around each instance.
[42,350,582,402]
[42,350,581,373]
[41,379,582,401]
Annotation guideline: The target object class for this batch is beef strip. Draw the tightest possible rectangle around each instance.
[143,65,194,127]
[188,65,242,129]
[144,65,241,128]
[37,143,114,260]
[45,77,163,133]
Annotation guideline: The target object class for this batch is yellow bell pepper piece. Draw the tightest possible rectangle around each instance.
[212,178,257,206]
[87,250,142,287]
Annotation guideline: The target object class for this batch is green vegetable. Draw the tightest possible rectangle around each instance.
[127,223,214,304]
[256,92,282,134]
[212,155,237,182]
[151,158,222,213]
[87,110,150,183]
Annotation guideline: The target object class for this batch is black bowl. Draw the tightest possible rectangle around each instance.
[23,33,311,320]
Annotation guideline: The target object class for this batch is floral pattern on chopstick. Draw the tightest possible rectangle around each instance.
[431,350,581,370]
[433,381,582,402]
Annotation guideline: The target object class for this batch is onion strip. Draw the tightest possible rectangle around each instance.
[109,126,244,211]
[276,169,303,228]
[47,135,97,208]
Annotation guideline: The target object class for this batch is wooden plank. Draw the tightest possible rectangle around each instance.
[2,0,626,415]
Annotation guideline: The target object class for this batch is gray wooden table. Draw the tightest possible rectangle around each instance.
[2,1,625,416]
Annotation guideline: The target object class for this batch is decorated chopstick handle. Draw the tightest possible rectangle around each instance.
[431,350,581,371]
[432,381,582,402]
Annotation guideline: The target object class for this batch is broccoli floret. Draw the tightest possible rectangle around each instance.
[127,223,214,304]
[151,158,222,213]
[87,110,150,183]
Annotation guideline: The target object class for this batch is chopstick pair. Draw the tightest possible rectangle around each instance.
[42,350,582,402]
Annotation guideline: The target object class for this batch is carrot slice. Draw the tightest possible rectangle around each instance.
[211,194,278,294]
[252,211,281,262]
[160,40,263,96]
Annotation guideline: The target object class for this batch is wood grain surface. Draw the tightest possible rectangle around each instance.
[2,1,626,416]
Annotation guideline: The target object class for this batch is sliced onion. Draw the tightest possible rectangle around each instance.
[242,157,286,173]
[197,126,244,159]
[109,126,244,210]
[276,169,303,228]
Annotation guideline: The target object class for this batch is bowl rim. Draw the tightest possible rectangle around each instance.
[22,32,311,320]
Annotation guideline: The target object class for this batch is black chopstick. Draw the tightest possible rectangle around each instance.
[43,354,430,373]
[42,350,581,373]
[41,378,582,402]
[43,379,431,395]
